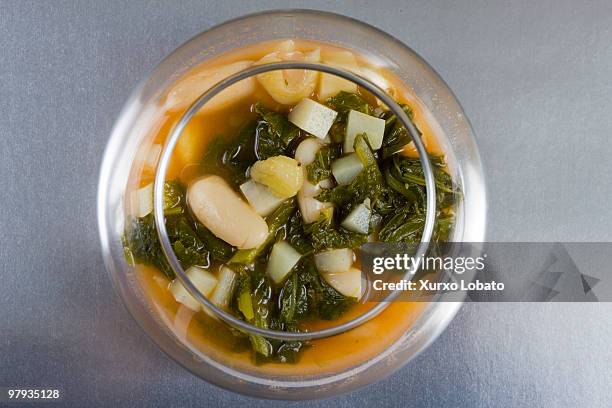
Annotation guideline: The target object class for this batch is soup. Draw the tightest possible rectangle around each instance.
[123,39,457,374]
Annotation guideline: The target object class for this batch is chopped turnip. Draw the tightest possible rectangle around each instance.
[266,241,302,284]
[170,266,218,312]
[288,98,337,139]
[130,183,153,218]
[322,267,363,300]
[344,110,386,152]
[341,201,371,234]
[240,179,284,216]
[209,266,237,310]
[331,153,364,185]
[315,248,354,274]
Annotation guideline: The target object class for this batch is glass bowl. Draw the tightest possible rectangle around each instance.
[97,9,487,400]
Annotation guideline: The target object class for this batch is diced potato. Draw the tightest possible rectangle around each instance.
[188,176,268,249]
[344,110,386,152]
[331,153,364,185]
[266,241,302,284]
[165,60,256,112]
[256,45,321,105]
[322,267,363,299]
[250,156,304,199]
[239,179,285,216]
[318,50,361,101]
[288,98,338,139]
[170,266,218,312]
[130,183,153,218]
[208,266,237,310]
[315,248,354,274]
[341,201,371,234]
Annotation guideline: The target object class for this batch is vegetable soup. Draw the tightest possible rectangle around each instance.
[123,39,457,374]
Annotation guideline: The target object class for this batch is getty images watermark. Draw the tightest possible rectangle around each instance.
[370,251,504,292]
[360,243,609,302]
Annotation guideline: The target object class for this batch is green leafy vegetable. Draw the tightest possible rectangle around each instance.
[221,121,258,184]
[279,271,309,324]
[305,145,340,184]
[163,181,186,215]
[126,214,173,278]
[194,221,235,261]
[304,208,368,250]
[326,91,373,115]
[391,155,454,193]
[285,210,314,255]
[166,215,210,269]
[381,104,418,159]
[254,104,300,160]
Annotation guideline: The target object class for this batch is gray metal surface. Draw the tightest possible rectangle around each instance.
[1,1,611,407]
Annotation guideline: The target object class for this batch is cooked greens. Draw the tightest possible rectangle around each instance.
[123,90,458,364]
[305,145,340,184]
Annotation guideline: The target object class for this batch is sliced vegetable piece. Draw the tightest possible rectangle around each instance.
[288,98,338,139]
[315,248,354,274]
[331,153,364,185]
[239,179,285,216]
[341,201,371,234]
[131,183,153,218]
[250,155,304,199]
[266,241,302,284]
[321,267,362,300]
[344,110,386,152]
[170,266,218,312]
[188,175,268,249]
[208,266,237,310]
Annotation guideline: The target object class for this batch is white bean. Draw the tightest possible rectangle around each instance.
[294,137,322,166]
[187,175,268,249]
[294,138,333,223]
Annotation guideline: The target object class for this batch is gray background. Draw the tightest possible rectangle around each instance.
[1,0,611,407]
